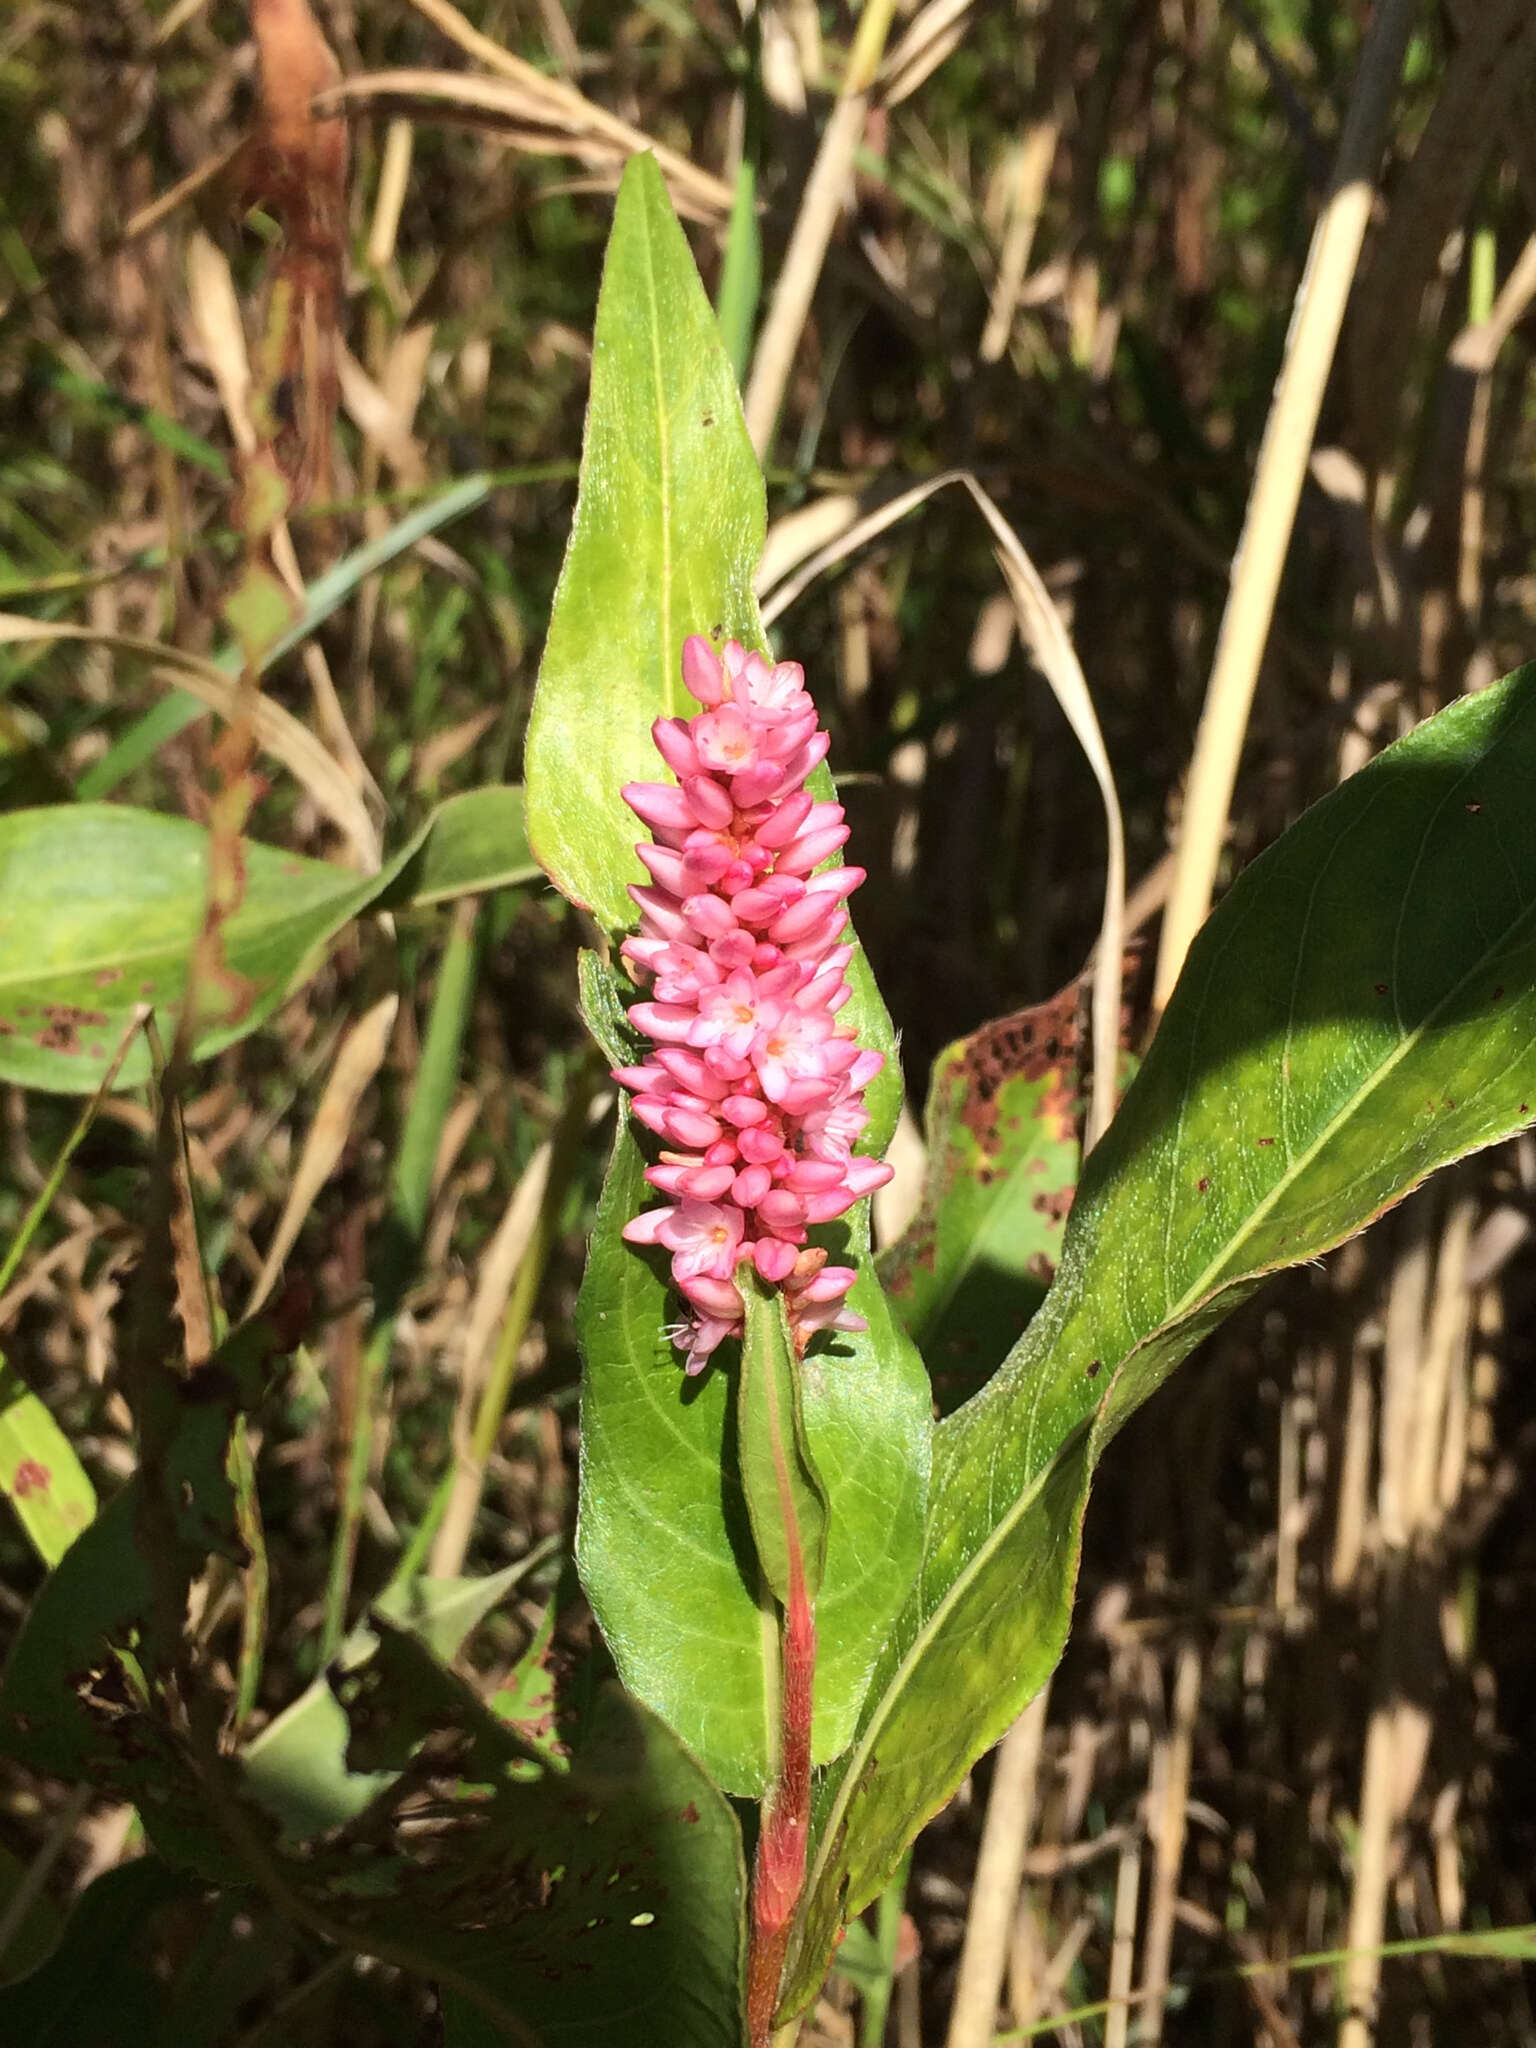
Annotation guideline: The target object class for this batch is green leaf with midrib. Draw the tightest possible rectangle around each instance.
[542,159,928,1797]
[783,663,1536,2009]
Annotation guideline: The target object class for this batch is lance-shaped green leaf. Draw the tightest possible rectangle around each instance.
[577,1098,930,1796]
[544,167,925,1795]
[522,157,899,1150]
[738,1275,828,1608]
[782,662,1536,2010]
[0,787,534,1093]
[524,152,765,934]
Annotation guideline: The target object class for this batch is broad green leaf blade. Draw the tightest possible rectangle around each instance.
[0,1354,95,1565]
[878,985,1084,1408]
[548,164,924,1793]
[524,152,764,932]
[0,804,407,1093]
[376,784,537,908]
[0,788,531,1093]
[577,1101,930,1795]
[738,1276,828,1606]
[784,663,1536,2008]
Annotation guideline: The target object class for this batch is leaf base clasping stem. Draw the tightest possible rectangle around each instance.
[746,1562,815,2048]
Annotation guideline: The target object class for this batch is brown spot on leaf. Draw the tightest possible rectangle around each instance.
[35,1004,108,1055]
[12,1458,50,1498]
[94,966,123,987]
[956,983,1081,1154]
[1086,1359,1102,1379]
[1257,1136,1275,1147]
[1466,800,1482,814]
[1197,1176,1209,1193]
[1374,983,1389,996]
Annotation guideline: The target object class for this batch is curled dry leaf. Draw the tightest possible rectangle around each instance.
[0,615,377,867]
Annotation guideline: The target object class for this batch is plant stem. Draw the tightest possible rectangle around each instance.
[746,1561,817,2048]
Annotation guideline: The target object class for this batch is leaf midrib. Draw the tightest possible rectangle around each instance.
[803,712,1536,1928]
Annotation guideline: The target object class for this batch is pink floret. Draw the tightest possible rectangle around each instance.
[617,634,894,1370]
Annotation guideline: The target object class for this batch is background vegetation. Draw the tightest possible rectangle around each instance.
[3,1,1536,2042]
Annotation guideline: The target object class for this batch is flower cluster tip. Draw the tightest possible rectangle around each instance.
[617,635,893,1374]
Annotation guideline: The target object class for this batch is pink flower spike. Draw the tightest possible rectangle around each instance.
[618,633,892,1371]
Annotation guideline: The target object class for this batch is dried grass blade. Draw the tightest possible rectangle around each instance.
[1152,0,1420,1011]
[320,52,729,220]
[246,993,400,1317]
[1350,0,1536,465]
[0,616,376,865]
[759,467,1124,1148]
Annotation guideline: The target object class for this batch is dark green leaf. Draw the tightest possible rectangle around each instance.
[0,1858,198,2042]
[321,1674,746,2048]
[784,663,1536,2008]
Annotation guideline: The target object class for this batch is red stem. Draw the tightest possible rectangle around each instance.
[745,1563,816,2047]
